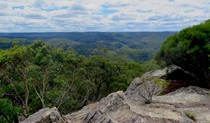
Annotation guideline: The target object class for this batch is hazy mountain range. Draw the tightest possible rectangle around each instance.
[0,32,174,62]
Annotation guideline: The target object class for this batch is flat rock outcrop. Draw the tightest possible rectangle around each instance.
[66,85,210,123]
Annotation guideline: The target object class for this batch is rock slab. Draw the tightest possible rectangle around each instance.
[20,107,70,123]
[21,66,210,123]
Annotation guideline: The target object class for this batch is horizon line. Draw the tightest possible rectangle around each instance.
[0,31,177,33]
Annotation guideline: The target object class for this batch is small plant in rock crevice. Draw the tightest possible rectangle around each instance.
[184,111,196,121]
[138,74,169,104]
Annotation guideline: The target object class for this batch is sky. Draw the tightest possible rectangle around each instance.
[0,0,209,32]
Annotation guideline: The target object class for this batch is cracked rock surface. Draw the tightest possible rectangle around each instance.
[21,66,210,123]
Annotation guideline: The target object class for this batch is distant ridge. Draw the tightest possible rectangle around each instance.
[0,32,174,62]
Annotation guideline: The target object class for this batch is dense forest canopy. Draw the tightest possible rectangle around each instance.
[0,32,174,62]
[156,20,210,86]
[0,41,145,122]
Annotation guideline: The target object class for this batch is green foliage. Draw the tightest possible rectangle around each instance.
[0,41,144,116]
[141,59,162,72]
[156,20,210,86]
[154,78,169,88]
[0,98,22,123]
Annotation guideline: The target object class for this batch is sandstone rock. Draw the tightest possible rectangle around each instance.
[125,65,196,101]
[65,66,209,123]
[20,107,70,123]
[22,66,210,123]
[153,86,210,123]
[66,91,195,123]
[124,68,168,101]
[153,86,210,105]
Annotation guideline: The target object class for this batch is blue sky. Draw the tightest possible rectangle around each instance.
[0,0,209,32]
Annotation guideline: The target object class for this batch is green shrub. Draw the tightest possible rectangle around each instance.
[156,20,210,86]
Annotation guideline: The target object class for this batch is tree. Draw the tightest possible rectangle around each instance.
[80,56,119,101]
[0,44,31,117]
[0,40,145,116]
[156,20,210,86]
[0,98,22,123]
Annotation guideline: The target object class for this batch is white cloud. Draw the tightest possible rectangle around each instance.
[0,0,209,32]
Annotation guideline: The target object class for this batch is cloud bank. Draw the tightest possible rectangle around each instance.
[0,0,209,32]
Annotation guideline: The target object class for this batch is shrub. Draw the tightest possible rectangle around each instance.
[156,20,210,87]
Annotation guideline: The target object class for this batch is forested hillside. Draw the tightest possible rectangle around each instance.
[0,32,174,62]
[0,41,145,122]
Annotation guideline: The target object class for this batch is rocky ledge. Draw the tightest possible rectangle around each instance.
[21,66,210,123]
